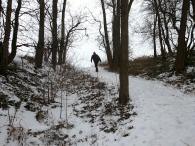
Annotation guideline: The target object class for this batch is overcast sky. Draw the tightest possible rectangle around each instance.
[67,0,154,67]
[67,0,105,67]
[15,0,153,68]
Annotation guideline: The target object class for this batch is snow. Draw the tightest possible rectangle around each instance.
[85,67,195,146]
[1,65,195,146]
[186,67,195,74]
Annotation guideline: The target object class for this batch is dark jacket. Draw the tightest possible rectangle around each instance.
[91,53,101,64]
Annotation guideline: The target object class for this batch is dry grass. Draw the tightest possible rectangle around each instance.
[128,56,173,77]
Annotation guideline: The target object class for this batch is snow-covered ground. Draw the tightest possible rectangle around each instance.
[1,63,195,146]
[85,67,195,146]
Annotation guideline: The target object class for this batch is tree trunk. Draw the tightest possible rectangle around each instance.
[128,0,134,14]
[157,16,166,59]
[160,2,173,55]
[52,0,58,70]
[119,0,129,104]
[154,0,166,59]
[100,0,113,68]
[163,18,173,55]
[191,0,195,21]
[0,0,12,71]
[0,0,2,64]
[112,0,116,65]
[187,24,195,51]
[35,0,45,68]
[112,0,121,69]
[8,0,22,64]
[175,0,190,73]
[0,0,2,16]
[160,23,171,55]
[153,13,157,58]
[62,28,70,64]
[58,0,67,65]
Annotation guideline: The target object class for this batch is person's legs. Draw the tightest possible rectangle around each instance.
[95,63,98,72]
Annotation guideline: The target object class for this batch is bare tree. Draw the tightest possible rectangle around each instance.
[0,0,12,71]
[119,0,130,104]
[62,14,86,64]
[154,0,166,59]
[100,0,113,68]
[175,0,190,73]
[58,0,67,65]
[8,0,22,64]
[35,0,45,68]
[52,0,58,70]
[159,1,173,55]
[112,0,121,69]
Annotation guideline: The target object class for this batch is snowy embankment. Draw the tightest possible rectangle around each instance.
[0,58,195,146]
[86,67,195,146]
[0,58,134,146]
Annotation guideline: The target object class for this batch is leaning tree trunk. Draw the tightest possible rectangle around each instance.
[163,18,173,55]
[100,0,113,68]
[35,0,45,68]
[157,16,166,59]
[164,17,173,55]
[8,0,22,64]
[159,2,173,55]
[119,0,129,104]
[160,22,169,54]
[154,0,166,59]
[128,0,134,14]
[154,0,165,59]
[160,18,172,55]
[52,0,58,70]
[0,0,12,71]
[153,14,157,58]
[175,0,190,73]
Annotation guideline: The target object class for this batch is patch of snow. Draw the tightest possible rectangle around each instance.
[85,67,195,146]
[186,67,195,74]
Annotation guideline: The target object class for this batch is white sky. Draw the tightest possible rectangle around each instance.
[67,0,106,68]
[68,0,154,67]
[15,0,154,68]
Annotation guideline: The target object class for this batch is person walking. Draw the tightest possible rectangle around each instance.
[91,52,101,72]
